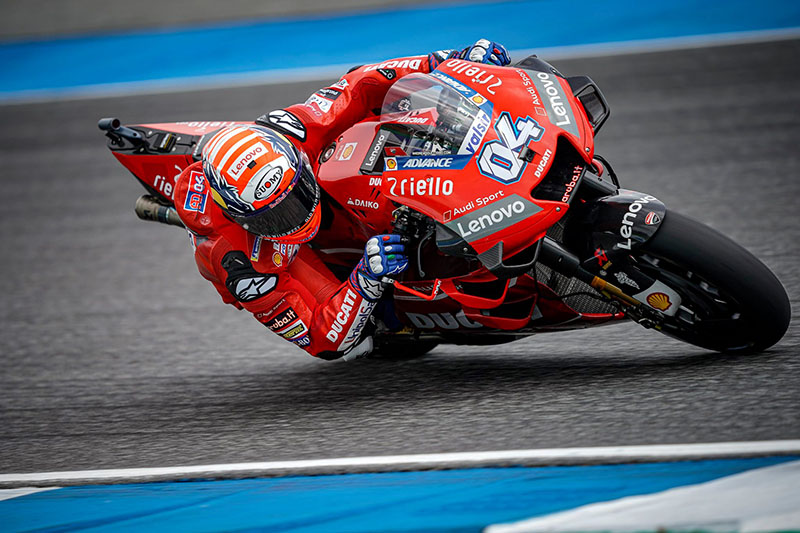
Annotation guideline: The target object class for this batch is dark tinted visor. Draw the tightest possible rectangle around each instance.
[231,162,319,238]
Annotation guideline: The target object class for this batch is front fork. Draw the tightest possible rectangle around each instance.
[538,238,672,328]
[538,171,683,325]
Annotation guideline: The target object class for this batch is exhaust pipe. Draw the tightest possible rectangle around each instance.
[134,195,185,228]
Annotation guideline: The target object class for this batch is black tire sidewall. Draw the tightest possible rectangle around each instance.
[640,211,790,352]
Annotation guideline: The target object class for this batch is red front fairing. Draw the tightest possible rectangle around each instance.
[309,61,617,334]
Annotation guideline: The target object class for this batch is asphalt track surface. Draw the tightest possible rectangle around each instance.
[1,39,799,474]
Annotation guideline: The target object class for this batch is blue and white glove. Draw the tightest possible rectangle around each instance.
[350,234,409,301]
[460,39,511,66]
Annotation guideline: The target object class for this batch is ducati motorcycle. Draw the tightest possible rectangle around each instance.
[99,55,790,357]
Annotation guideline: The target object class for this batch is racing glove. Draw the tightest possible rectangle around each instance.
[459,39,511,66]
[349,234,409,302]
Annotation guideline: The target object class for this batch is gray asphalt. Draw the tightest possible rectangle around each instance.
[0,0,458,40]
[1,39,799,475]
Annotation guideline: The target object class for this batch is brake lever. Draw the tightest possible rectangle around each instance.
[382,277,442,301]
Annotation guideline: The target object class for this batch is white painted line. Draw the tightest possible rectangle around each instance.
[1,440,799,488]
[1,27,798,105]
[485,459,800,532]
[0,487,60,502]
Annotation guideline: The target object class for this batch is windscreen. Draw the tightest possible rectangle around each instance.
[380,73,487,156]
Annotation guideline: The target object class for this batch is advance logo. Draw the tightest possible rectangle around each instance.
[445,194,541,242]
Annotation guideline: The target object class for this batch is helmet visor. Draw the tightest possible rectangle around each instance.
[231,161,319,238]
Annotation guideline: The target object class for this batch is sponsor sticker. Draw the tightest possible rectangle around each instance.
[305,93,333,113]
[279,321,307,340]
[646,292,672,311]
[444,194,541,242]
[176,120,237,133]
[250,237,263,261]
[645,212,661,225]
[270,242,299,267]
[293,335,311,347]
[227,142,267,180]
[442,189,505,222]
[457,110,491,156]
[338,142,358,161]
[386,176,453,198]
[443,59,503,95]
[184,171,208,213]
[316,88,342,101]
[360,131,388,173]
[633,279,682,316]
[618,195,659,250]
[184,191,208,213]
[614,271,640,290]
[267,307,300,332]
[384,155,471,172]
[363,58,423,72]
[528,69,579,137]
[347,197,380,210]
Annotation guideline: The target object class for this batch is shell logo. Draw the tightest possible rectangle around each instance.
[471,94,486,105]
[272,252,283,267]
[646,292,672,311]
[341,144,355,159]
[386,158,397,170]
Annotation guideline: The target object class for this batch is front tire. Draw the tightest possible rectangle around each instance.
[635,211,790,353]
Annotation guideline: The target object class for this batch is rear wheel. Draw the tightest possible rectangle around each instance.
[634,211,790,353]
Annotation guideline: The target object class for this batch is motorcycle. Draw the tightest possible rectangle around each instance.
[99,55,790,357]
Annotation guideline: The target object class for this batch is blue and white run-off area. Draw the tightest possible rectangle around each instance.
[0,0,799,101]
[2,443,800,531]
[2,0,800,531]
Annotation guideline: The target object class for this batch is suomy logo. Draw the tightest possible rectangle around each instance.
[254,166,283,200]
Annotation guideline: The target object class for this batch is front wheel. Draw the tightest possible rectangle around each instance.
[633,211,790,353]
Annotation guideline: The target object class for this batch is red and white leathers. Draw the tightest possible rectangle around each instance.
[173,54,439,360]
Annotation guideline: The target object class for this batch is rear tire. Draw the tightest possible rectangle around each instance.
[636,211,790,353]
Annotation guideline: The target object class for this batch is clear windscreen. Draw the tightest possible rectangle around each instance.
[380,73,484,156]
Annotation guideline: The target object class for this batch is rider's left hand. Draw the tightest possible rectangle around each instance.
[460,39,511,66]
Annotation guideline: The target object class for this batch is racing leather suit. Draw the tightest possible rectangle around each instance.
[173,54,444,360]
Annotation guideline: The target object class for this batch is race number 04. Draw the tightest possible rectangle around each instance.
[478,112,544,184]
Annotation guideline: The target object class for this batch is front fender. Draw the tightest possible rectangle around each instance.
[567,189,666,267]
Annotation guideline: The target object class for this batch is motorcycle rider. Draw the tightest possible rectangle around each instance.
[173,39,511,360]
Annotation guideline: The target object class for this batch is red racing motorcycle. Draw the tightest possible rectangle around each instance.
[99,55,790,356]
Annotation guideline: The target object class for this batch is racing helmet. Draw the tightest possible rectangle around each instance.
[201,125,321,243]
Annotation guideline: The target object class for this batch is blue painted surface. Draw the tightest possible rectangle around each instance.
[2,456,797,532]
[0,0,799,98]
